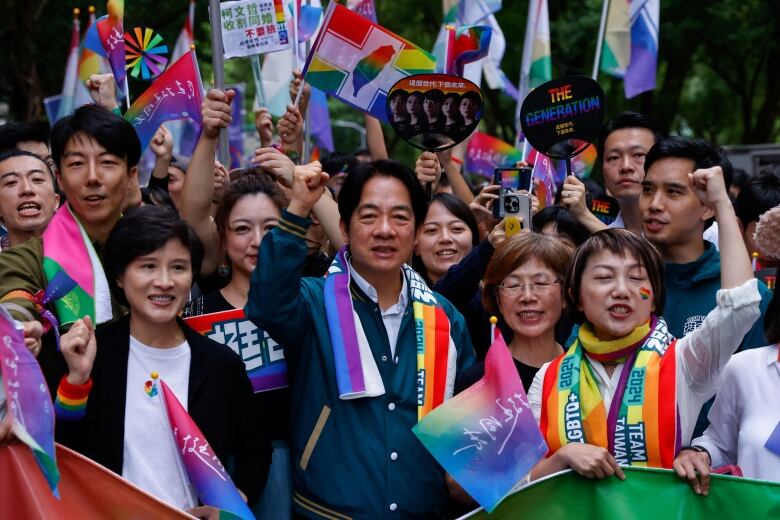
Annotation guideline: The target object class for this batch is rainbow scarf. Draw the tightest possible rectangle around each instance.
[323,247,456,420]
[41,203,112,328]
[540,316,680,468]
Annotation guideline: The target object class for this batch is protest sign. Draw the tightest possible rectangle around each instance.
[184,309,288,393]
[520,75,605,160]
[465,131,523,179]
[220,0,291,58]
[413,333,547,512]
[301,1,436,122]
[463,467,780,519]
[589,195,621,225]
[0,306,59,496]
[387,73,482,152]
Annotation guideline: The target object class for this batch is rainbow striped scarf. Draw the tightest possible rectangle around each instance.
[41,203,112,327]
[540,316,680,468]
[323,247,456,421]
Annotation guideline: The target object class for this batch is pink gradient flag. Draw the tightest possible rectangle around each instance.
[159,379,255,520]
[465,131,524,179]
[124,50,203,152]
[412,333,547,512]
[85,1,126,91]
[0,306,59,496]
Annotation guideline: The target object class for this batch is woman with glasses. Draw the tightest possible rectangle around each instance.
[456,233,572,392]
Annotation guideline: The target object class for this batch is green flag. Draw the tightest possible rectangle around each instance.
[463,467,780,519]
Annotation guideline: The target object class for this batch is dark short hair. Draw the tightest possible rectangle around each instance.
[532,205,590,247]
[140,185,177,210]
[51,104,141,171]
[731,168,749,190]
[483,233,573,316]
[352,148,371,158]
[337,159,428,231]
[599,111,664,155]
[215,171,287,240]
[765,288,780,345]
[734,171,780,227]
[0,122,50,153]
[0,149,55,182]
[443,92,461,104]
[424,89,443,102]
[321,151,356,177]
[644,136,734,189]
[388,90,408,103]
[104,205,204,307]
[460,91,482,106]
[565,228,665,323]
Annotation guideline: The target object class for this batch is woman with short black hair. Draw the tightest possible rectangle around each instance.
[54,205,270,515]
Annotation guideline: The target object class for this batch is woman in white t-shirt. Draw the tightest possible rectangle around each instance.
[673,288,780,494]
[55,206,270,516]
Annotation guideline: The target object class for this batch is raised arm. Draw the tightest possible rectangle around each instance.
[442,140,475,204]
[364,114,389,160]
[148,125,174,188]
[562,175,607,233]
[180,88,234,276]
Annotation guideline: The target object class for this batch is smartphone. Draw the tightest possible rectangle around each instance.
[493,167,532,227]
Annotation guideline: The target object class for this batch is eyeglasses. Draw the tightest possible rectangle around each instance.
[498,280,561,297]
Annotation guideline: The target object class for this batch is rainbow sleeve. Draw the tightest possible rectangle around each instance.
[54,376,93,421]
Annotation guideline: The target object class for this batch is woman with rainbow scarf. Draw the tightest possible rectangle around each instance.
[527,165,761,480]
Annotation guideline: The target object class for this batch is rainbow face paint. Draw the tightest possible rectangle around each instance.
[639,287,651,301]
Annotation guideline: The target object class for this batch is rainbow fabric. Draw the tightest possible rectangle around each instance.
[412,331,547,512]
[158,379,256,520]
[323,247,456,420]
[41,203,112,327]
[297,4,322,43]
[465,131,524,179]
[302,2,435,121]
[54,375,93,421]
[447,25,492,76]
[540,317,680,468]
[0,306,60,496]
[79,11,110,84]
[84,1,126,91]
[56,15,81,121]
[124,49,203,152]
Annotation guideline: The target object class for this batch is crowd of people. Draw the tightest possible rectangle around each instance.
[0,70,778,519]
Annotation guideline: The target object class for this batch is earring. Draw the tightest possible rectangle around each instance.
[218,259,231,277]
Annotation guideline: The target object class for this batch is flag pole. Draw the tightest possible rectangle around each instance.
[251,55,267,108]
[591,0,611,79]
[208,0,231,167]
[302,0,312,163]
[124,77,131,110]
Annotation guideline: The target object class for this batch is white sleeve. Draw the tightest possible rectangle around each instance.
[677,278,761,396]
[691,359,740,468]
[528,362,550,424]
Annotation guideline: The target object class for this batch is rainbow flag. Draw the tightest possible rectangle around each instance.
[309,86,334,152]
[168,0,200,156]
[297,3,322,42]
[516,0,552,141]
[447,25,492,76]
[124,50,203,152]
[599,0,631,78]
[84,1,126,92]
[465,131,524,179]
[0,306,59,496]
[301,2,436,122]
[76,8,111,111]
[412,332,547,512]
[531,152,563,207]
[159,379,256,520]
[56,12,81,122]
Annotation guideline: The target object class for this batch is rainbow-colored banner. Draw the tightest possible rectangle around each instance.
[447,25,492,76]
[302,2,436,121]
[83,1,126,91]
[530,144,597,207]
[159,379,256,520]
[413,333,547,512]
[184,308,289,393]
[465,131,524,179]
[0,306,59,496]
[124,50,203,152]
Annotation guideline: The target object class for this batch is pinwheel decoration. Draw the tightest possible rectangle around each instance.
[124,27,169,80]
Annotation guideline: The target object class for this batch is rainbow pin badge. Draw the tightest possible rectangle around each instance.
[639,287,651,301]
[144,371,159,398]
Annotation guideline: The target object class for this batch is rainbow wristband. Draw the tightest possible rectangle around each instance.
[55,375,93,421]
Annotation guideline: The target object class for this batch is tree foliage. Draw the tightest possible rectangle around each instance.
[0,0,777,155]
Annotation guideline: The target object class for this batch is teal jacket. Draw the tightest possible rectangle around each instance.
[664,242,771,350]
[246,211,476,519]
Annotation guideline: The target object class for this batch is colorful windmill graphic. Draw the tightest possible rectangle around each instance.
[124,27,169,80]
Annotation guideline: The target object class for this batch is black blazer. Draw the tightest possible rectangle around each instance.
[55,315,271,504]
